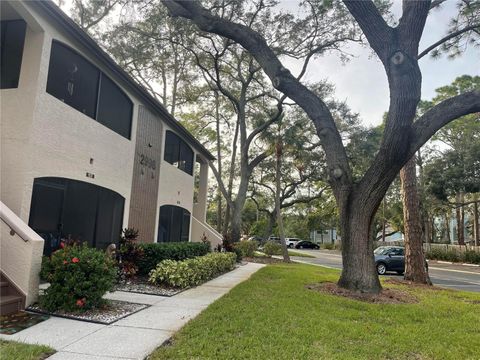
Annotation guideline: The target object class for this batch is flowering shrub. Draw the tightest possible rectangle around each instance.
[149,252,236,288]
[40,244,116,312]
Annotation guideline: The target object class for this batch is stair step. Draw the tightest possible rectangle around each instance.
[0,295,23,316]
[0,294,23,306]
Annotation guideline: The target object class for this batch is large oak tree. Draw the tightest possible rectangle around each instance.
[162,0,479,293]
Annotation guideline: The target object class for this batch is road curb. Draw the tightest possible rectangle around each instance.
[435,260,480,267]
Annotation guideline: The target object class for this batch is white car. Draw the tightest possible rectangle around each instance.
[267,236,301,248]
[285,238,301,248]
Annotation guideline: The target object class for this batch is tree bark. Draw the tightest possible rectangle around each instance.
[215,91,223,233]
[473,200,479,247]
[400,158,431,284]
[275,141,290,262]
[445,211,451,243]
[456,192,465,245]
[337,202,381,293]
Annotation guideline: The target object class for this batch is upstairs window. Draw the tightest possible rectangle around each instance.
[164,130,194,175]
[1,20,26,89]
[47,42,99,118]
[46,41,132,139]
[97,74,132,139]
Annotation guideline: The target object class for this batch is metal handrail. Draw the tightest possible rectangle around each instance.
[0,201,43,243]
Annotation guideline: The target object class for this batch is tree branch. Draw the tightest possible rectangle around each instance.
[418,23,480,59]
[209,161,234,209]
[410,91,480,157]
[342,0,393,59]
[248,152,270,173]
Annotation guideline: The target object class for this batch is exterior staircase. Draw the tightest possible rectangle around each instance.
[0,272,26,315]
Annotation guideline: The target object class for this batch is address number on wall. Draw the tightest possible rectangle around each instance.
[139,154,156,170]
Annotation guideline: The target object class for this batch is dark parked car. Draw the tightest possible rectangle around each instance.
[374,246,428,275]
[295,240,320,249]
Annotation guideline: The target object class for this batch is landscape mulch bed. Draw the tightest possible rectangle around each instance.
[306,282,418,304]
[27,300,148,325]
[115,277,185,297]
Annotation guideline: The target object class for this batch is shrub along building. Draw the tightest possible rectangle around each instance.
[0,0,221,314]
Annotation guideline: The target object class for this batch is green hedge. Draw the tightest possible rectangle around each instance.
[136,242,210,275]
[149,252,237,288]
[263,241,283,256]
[425,248,480,264]
[40,245,116,312]
[234,240,258,258]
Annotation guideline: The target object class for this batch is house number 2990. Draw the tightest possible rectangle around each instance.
[139,154,156,170]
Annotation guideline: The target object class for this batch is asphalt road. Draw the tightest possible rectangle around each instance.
[290,249,480,292]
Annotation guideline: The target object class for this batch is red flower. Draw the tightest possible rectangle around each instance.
[72,257,80,263]
[76,299,84,307]
[63,260,68,265]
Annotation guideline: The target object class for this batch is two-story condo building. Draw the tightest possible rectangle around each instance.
[0,0,222,313]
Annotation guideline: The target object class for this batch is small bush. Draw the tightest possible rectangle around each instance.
[234,240,258,258]
[40,244,116,312]
[137,242,210,275]
[321,243,335,250]
[425,247,480,265]
[149,252,237,288]
[263,241,282,256]
[118,228,144,278]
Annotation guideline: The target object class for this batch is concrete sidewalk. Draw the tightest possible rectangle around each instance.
[0,262,265,360]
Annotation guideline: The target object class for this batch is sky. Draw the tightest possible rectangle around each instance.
[282,0,480,126]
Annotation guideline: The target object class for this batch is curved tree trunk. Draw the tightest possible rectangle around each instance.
[337,200,381,293]
[400,158,431,284]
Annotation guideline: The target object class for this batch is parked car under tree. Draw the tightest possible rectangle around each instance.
[374,246,428,275]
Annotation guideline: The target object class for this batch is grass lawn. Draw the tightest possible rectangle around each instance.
[0,340,54,360]
[288,250,315,258]
[150,263,480,360]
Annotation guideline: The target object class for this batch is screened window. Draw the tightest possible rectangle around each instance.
[29,177,124,255]
[46,41,132,139]
[1,20,26,89]
[47,42,99,118]
[164,131,194,175]
[97,74,132,138]
[157,205,190,243]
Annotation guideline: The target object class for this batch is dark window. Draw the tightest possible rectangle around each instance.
[1,20,26,89]
[29,177,124,255]
[97,74,132,138]
[157,205,190,243]
[47,42,99,118]
[163,130,194,175]
[46,41,132,139]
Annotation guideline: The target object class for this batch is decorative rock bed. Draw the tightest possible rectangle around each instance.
[114,277,184,297]
[27,300,148,325]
